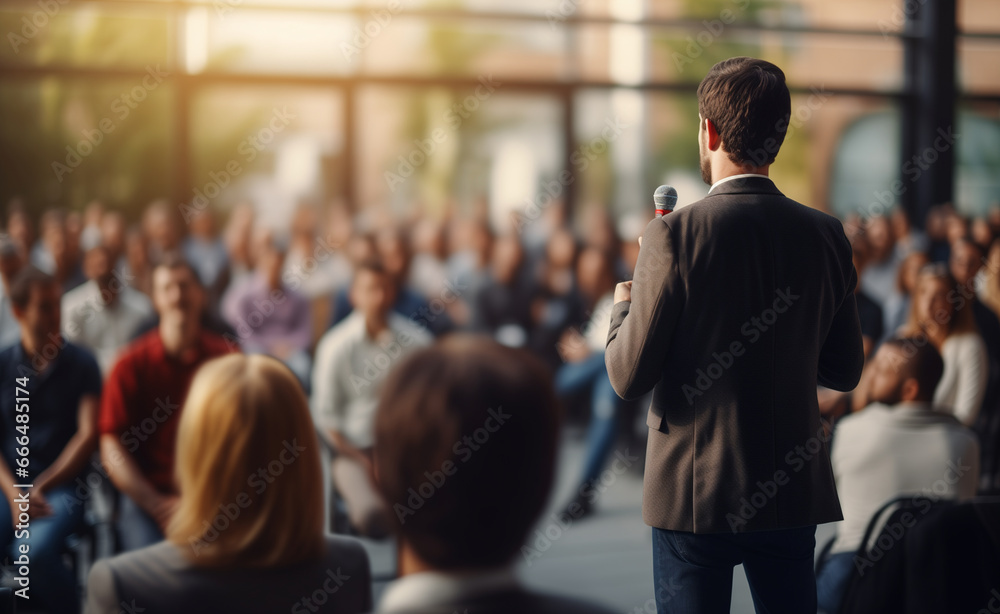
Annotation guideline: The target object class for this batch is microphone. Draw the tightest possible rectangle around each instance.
[654,185,678,218]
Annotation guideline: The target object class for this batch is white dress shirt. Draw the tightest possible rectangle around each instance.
[61,280,154,374]
[311,310,431,448]
[378,567,519,613]
[708,173,771,193]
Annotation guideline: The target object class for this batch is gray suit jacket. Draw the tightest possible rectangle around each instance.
[84,535,372,614]
[606,176,864,534]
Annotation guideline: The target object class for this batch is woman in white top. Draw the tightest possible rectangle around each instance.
[899,263,988,425]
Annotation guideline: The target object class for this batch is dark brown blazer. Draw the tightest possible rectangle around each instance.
[606,176,864,534]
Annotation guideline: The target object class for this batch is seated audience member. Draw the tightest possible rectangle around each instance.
[529,227,586,368]
[34,209,86,293]
[848,231,884,356]
[0,234,24,348]
[858,215,900,308]
[899,264,988,425]
[554,247,623,519]
[950,238,1000,410]
[0,267,101,614]
[62,244,154,374]
[182,208,229,293]
[99,254,235,551]
[221,232,311,386]
[882,250,929,338]
[312,259,431,537]
[816,338,980,614]
[329,226,452,336]
[470,233,537,347]
[85,354,372,614]
[123,226,153,297]
[372,336,617,614]
[142,200,183,266]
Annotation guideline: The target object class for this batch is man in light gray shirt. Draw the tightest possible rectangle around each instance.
[817,337,980,613]
[62,244,154,374]
[312,259,431,537]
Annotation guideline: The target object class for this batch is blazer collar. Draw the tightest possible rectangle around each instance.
[705,175,783,199]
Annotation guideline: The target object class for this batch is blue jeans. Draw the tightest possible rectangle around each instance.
[117,493,163,552]
[816,550,855,613]
[0,483,84,614]
[652,524,817,614]
[555,352,622,488]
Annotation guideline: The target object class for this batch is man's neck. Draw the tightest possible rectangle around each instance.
[159,318,200,358]
[397,542,435,577]
[21,333,60,362]
[364,312,390,339]
[711,158,770,186]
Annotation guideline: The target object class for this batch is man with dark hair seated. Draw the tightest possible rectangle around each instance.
[372,335,616,614]
[816,337,980,613]
[0,266,102,614]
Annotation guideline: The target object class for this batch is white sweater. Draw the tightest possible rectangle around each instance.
[933,332,988,426]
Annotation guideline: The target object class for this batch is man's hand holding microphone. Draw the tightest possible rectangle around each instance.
[614,185,677,305]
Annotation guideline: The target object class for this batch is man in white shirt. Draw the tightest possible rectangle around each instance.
[816,337,980,613]
[62,244,154,374]
[311,259,431,537]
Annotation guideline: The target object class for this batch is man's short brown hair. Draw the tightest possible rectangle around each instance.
[697,57,791,166]
[373,334,560,570]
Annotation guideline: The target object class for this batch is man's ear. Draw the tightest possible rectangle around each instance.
[899,377,921,403]
[705,118,722,152]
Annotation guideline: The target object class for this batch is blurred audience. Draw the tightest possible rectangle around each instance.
[85,354,372,614]
[1,193,998,611]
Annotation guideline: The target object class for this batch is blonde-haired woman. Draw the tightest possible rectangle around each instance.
[85,354,372,614]
[900,264,988,426]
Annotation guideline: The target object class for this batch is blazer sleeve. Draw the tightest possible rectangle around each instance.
[817,238,865,391]
[605,218,685,400]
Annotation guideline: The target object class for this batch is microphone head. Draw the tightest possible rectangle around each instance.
[654,185,678,217]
